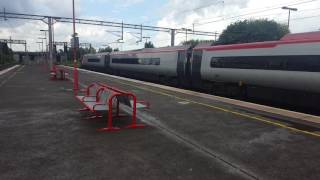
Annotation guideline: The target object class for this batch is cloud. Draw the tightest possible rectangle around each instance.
[0,0,35,13]
[120,0,145,7]
[1,0,320,52]
[152,0,320,47]
[31,0,76,17]
[0,0,81,18]
[152,0,250,47]
[157,0,248,26]
[87,0,144,7]
[0,20,47,51]
[0,0,82,51]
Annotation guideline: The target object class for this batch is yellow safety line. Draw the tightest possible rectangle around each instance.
[105,77,320,138]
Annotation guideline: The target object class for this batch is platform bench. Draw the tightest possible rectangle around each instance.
[50,65,68,80]
[76,82,149,132]
[76,83,101,103]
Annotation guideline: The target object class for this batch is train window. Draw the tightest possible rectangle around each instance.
[306,56,320,71]
[138,58,160,65]
[88,58,100,63]
[151,58,160,65]
[210,55,320,72]
[268,57,284,70]
[112,58,139,64]
[210,57,220,67]
[112,57,160,65]
[286,56,320,71]
[139,58,148,65]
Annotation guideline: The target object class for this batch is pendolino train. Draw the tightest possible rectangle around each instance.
[81,31,320,110]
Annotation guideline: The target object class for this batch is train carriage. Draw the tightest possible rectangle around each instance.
[197,31,320,94]
[81,31,320,110]
[109,46,190,83]
[81,52,110,71]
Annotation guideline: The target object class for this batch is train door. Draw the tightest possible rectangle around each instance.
[177,50,187,87]
[104,54,111,72]
[185,49,192,83]
[177,50,185,81]
[177,49,192,87]
[190,49,203,89]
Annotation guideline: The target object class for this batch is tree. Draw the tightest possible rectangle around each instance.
[89,46,96,53]
[144,41,155,48]
[182,39,215,47]
[64,47,94,61]
[78,47,94,57]
[217,19,290,45]
[0,42,14,65]
[98,46,113,53]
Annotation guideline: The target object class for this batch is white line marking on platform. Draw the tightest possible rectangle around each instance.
[0,65,20,76]
[0,65,24,87]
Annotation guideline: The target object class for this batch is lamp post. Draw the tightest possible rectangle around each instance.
[40,29,49,64]
[38,37,45,52]
[72,0,79,95]
[282,6,298,30]
[40,30,48,51]
[36,42,43,52]
[38,37,46,63]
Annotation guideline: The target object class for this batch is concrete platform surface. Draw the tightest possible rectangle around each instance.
[0,65,320,180]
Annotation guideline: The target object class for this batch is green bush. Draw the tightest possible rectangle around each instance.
[217,19,290,45]
[0,43,14,66]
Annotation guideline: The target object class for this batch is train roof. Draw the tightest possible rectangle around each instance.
[280,31,320,41]
[194,31,320,51]
[111,45,190,55]
[84,52,109,56]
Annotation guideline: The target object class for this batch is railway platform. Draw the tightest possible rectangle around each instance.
[0,64,320,180]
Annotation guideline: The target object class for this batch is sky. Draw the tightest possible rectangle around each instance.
[0,0,320,51]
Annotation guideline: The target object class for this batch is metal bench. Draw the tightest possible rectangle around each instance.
[50,65,68,80]
[76,82,149,132]
[98,83,150,109]
[76,83,101,103]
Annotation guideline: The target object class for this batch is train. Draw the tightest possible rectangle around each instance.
[81,31,320,112]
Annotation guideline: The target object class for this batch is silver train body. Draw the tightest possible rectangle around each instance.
[200,37,320,94]
[82,31,320,96]
[81,53,109,68]
[109,47,186,77]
